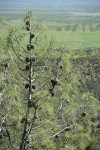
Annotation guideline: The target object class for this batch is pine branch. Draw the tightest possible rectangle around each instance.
[52,124,74,138]
[10,40,25,64]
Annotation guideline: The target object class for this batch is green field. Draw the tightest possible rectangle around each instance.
[0,0,100,49]
[0,20,100,49]
[46,30,100,48]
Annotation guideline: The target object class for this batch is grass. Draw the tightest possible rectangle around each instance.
[0,12,100,49]
[46,30,100,49]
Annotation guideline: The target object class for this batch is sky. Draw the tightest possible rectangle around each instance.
[0,0,100,5]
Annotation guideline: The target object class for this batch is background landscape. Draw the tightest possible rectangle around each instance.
[0,0,100,48]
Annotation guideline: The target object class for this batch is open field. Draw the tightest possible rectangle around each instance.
[46,30,100,49]
[0,0,100,49]
[0,20,100,49]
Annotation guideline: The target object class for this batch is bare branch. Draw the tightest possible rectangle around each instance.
[52,124,74,138]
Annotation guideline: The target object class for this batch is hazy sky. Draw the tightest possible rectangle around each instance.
[0,0,100,4]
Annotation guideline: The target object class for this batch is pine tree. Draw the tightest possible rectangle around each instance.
[0,13,100,150]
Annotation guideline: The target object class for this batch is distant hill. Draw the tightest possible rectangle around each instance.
[0,0,100,20]
[0,0,100,9]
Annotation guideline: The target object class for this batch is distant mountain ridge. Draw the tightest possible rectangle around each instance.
[0,0,100,20]
[0,0,100,8]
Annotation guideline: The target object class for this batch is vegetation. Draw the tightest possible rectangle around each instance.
[0,1,100,149]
